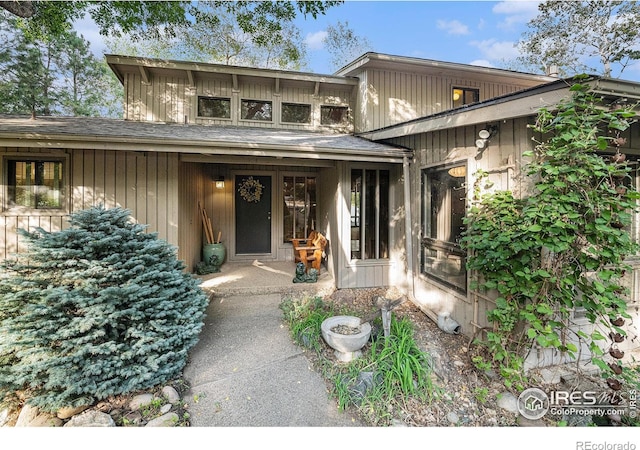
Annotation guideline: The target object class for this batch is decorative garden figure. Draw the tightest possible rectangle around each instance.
[292,262,318,283]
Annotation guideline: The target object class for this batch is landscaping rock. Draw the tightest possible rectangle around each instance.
[446,412,459,424]
[517,415,547,427]
[161,385,181,404]
[145,412,179,427]
[57,405,90,420]
[15,405,63,427]
[129,393,154,411]
[496,392,519,414]
[0,408,9,427]
[160,404,172,414]
[539,368,561,385]
[63,410,115,427]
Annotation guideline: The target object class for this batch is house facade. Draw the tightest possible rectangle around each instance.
[0,52,638,362]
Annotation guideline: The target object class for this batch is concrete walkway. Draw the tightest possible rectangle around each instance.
[183,292,363,427]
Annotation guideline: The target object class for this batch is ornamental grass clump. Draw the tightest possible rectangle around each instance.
[0,206,209,411]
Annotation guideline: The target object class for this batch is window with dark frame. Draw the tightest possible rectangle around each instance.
[281,103,311,124]
[452,87,479,108]
[7,159,65,209]
[421,164,467,292]
[350,169,389,260]
[197,96,231,119]
[283,176,316,242]
[321,105,349,125]
[241,99,272,121]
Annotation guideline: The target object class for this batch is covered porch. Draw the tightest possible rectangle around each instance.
[196,259,335,298]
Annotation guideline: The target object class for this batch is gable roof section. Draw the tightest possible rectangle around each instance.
[106,54,358,92]
[358,76,640,142]
[335,52,557,86]
[0,115,409,163]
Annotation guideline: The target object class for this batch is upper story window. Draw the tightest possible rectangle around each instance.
[6,159,65,209]
[281,103,311,124]
[321,105,349,126]
[198,96,231,119]
[241,99,272,121]
[452,87,479,108]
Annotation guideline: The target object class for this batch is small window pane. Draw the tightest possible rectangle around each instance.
[321,106,349,125]
[198,97,231,118]
[7,160,64,209]
[452,87,479,108]
[350,168,389,260]
[242,100,272,121]
[421,164,467,292]
[283,175,317,243]
[282,103,311,124]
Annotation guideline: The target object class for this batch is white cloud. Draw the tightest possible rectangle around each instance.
[304,31,328,51]
[492,1,541,31]
[470,39,520,61]
[492,1,541,15]
[436,19,470,36]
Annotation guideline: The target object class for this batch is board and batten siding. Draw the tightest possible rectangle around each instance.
[334,161,404,289]
[385,117,534,335]
[1,147,180,263]
[355,68,542,132]
[389,118,640,355]
[123,71,354,132]
[178,161,207,272]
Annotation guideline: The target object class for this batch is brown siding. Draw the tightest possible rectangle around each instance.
[394,118,640,347]
[1,147,179,261]
[357,68,545,132]
[123,70,354,132]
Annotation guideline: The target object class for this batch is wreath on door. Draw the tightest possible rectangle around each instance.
[238,176,264,203]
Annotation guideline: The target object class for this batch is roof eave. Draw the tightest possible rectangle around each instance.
[0,133,410,164]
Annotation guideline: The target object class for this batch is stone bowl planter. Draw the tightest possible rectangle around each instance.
[321,315,372,362]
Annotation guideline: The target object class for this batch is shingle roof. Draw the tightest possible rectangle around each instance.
[0,115,409,163]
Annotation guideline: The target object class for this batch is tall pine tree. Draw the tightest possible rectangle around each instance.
[0,206,209,411]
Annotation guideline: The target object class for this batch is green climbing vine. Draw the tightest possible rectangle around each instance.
[461,77,640,393]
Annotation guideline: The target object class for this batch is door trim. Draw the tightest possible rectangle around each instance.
[231,170,276,260]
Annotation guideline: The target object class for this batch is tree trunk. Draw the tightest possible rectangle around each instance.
[0,1,35,18]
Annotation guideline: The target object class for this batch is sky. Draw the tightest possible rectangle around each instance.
[75,0,640,82]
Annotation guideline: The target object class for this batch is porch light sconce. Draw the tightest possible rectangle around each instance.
[215,176,225,189]
[475,125,498,151]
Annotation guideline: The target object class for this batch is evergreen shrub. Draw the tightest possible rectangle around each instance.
[0,206,209,411]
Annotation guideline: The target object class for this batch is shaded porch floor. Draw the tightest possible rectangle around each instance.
[195,259,335,298]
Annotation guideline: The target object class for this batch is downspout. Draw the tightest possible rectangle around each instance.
[402,155,461,334]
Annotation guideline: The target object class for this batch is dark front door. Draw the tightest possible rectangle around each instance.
[235,174,272,254]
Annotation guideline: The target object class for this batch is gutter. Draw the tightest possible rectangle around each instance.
[0,133,412,164]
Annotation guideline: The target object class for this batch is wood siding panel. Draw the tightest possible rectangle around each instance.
[1,148,180,261]
[123,70,355,132]
[355,68,547,132]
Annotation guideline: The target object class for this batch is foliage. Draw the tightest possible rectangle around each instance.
[517,1,640,77]
[280,296,341,352]
[0,206,209,411]
[323,20,373,72]
[0,16,122,118]
[106,2,310,71]
[461,78,640,392]
[1,1,340,61]
[280,297,436,425]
